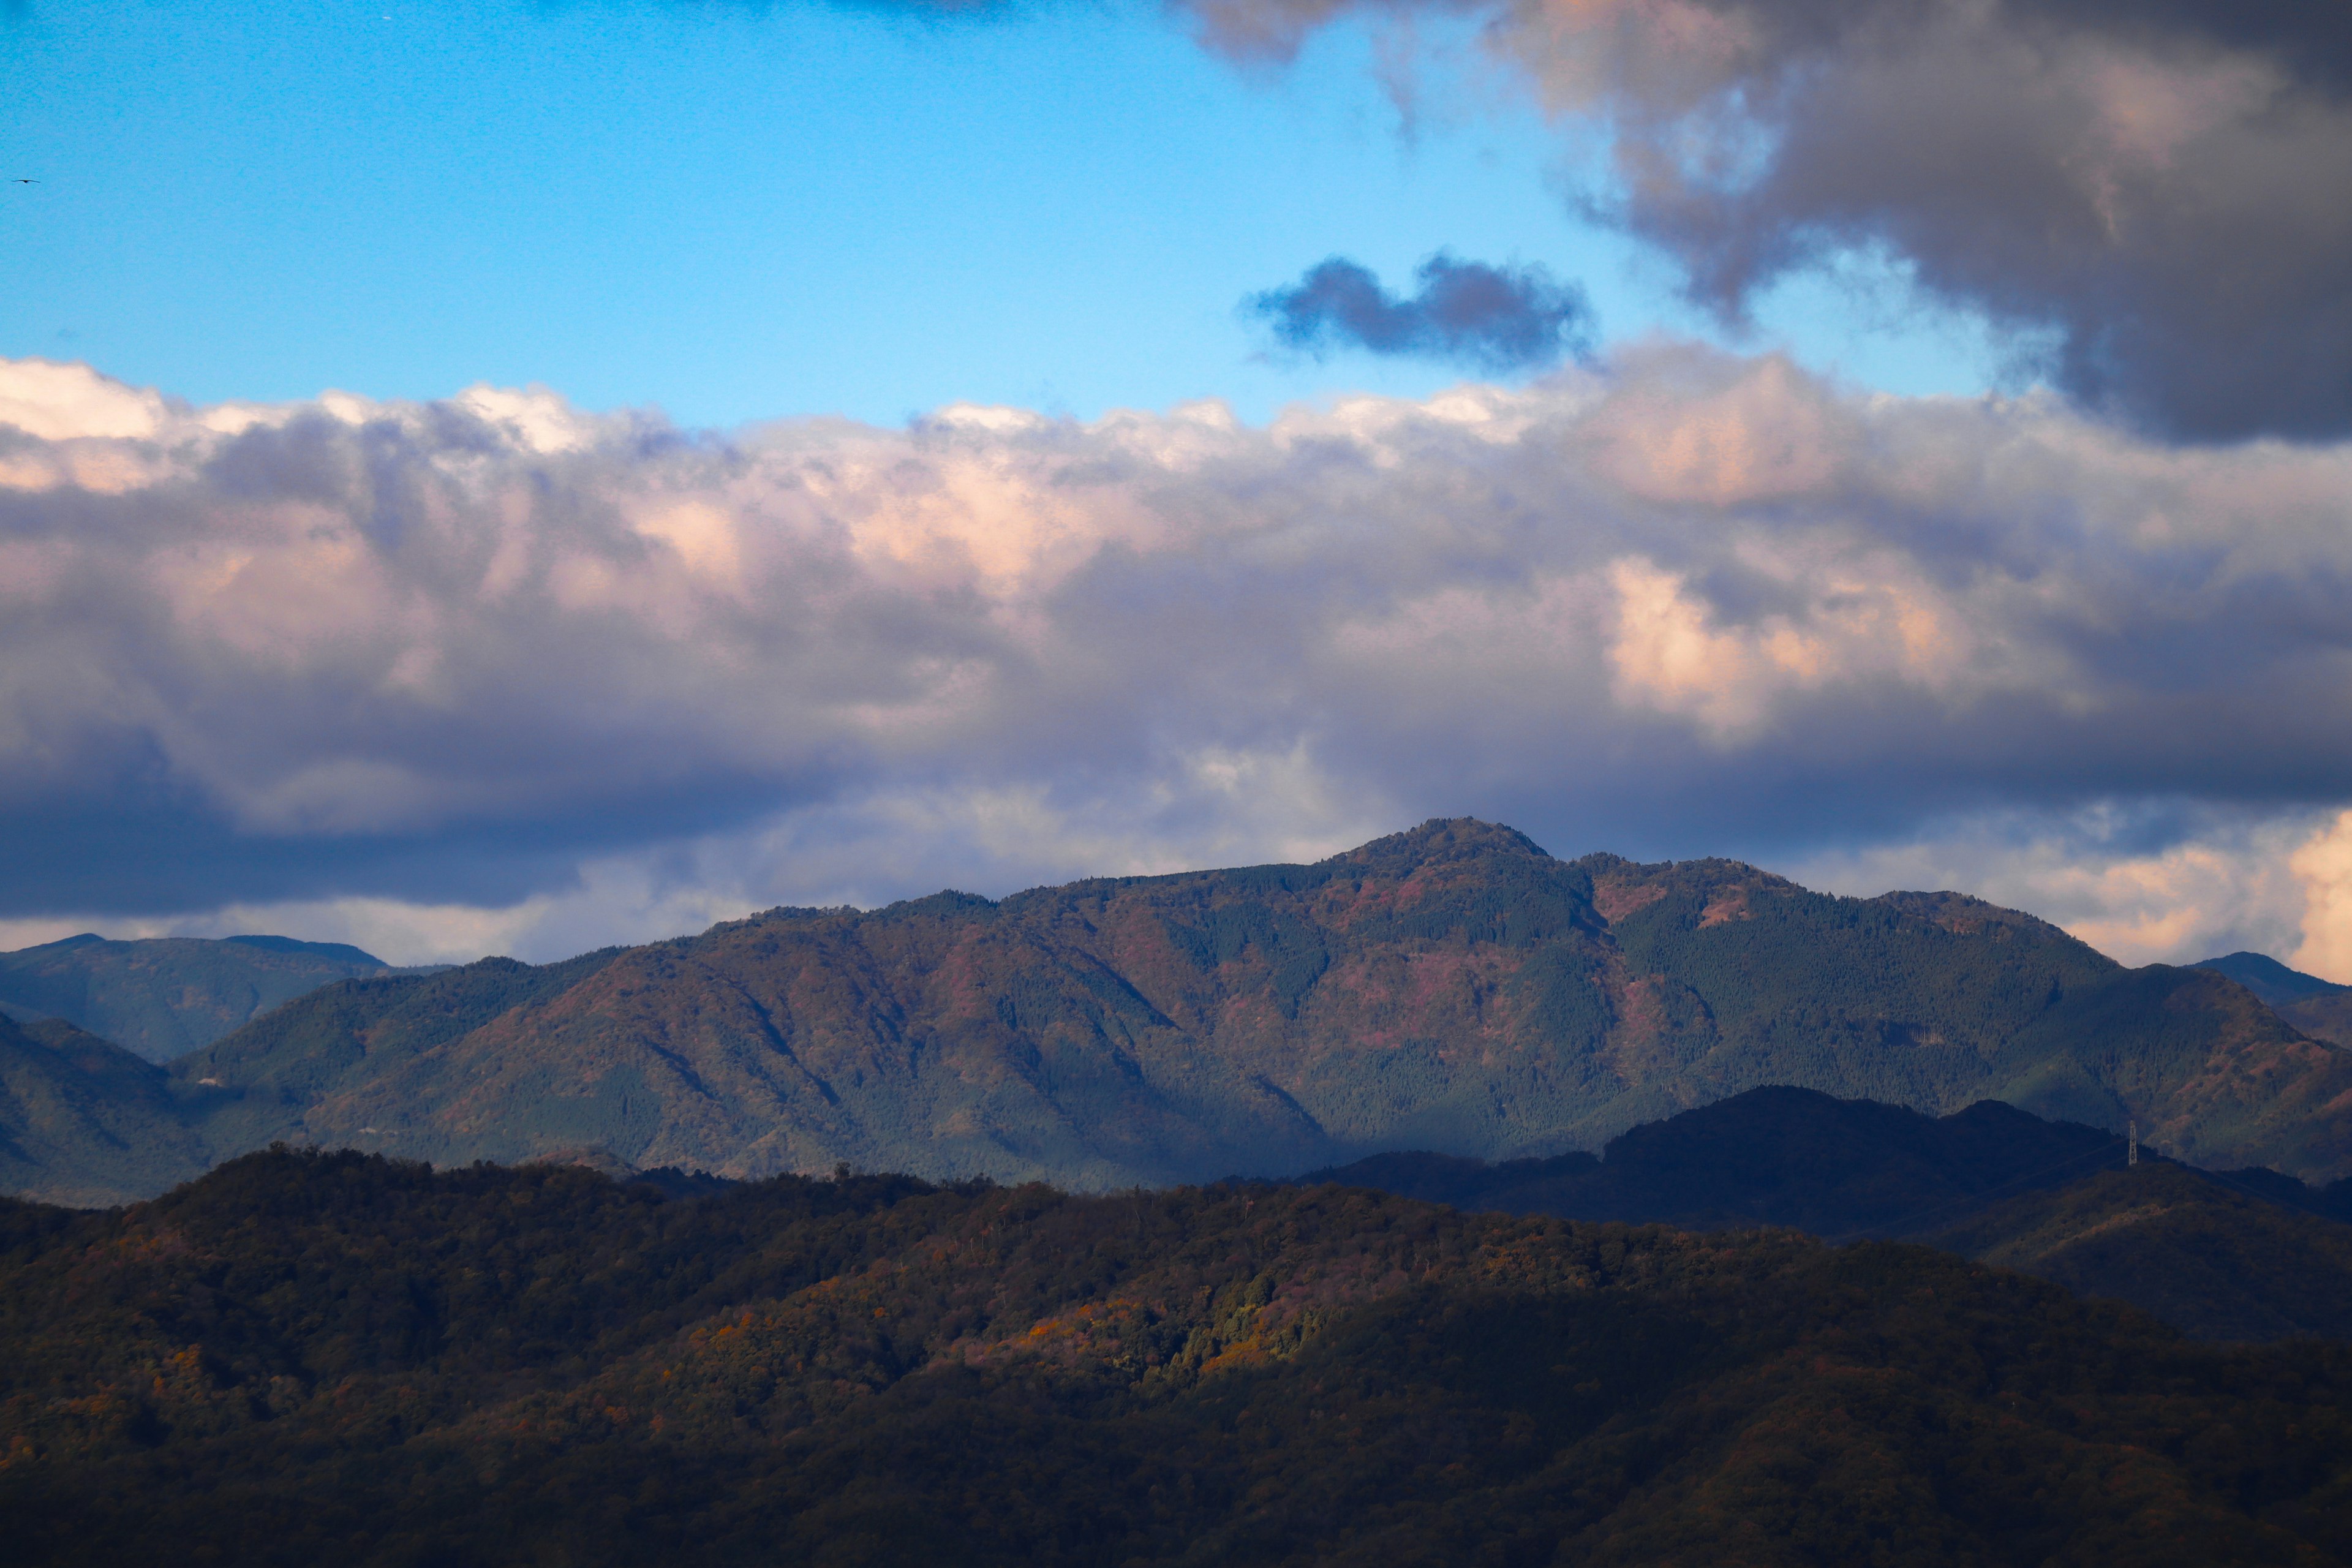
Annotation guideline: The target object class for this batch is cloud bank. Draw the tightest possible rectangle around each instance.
[1183,0,2352,442]
[6,351,2352,964]
[1248,254,1596,371]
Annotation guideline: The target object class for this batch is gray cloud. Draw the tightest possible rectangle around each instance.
[7,352,2352,953]
[1182,0,2352,442]
[1247,253,1596,371]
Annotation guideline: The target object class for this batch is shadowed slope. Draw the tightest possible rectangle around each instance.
[1308,1085,2352,1343]
[2196,952,2351,1007]
[0,1016,208,1206]
[1305,1085,2127,1236]
[2195,952,2352,1052]
[1932,1164,2352,1343]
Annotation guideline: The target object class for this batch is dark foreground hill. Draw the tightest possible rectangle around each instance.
[0,932,416,1063]
[1302,1085,2133,1236]
[136,821,2352,1196]
[3,1150,2350,1566]
[1308,1086,2352,1343]
[1933,1164,2352,1343]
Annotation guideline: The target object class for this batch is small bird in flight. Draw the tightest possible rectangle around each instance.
[10,179,36,184]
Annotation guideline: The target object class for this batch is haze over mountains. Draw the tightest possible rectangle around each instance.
[0,933,419,1063]
[7,820,2351,1207]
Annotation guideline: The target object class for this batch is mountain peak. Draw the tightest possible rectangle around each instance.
[1871,890,2084,946]
[1320,818,1551,873]
[14,933,105,954]
[2192,951,2350,1007]
[223,934,390,967]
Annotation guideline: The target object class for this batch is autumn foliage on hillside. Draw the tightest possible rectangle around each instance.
[2,1150,2350,1565]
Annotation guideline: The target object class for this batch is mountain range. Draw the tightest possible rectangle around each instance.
[7,819,2352,1204]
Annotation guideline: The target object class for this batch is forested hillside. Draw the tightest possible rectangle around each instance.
[1932,1164,2352,1343]
[2,1150,2349,1566]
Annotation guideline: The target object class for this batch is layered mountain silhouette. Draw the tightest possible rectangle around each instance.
[2196,949,2352,1049]
[0,932,420,1063]
[1305,1084,2352,1342]
[1300,1085,2133,1236]
[9,819,2352,1202]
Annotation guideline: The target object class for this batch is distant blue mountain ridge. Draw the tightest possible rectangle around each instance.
[2192,950,2352,1005]
[0,933,439,1064]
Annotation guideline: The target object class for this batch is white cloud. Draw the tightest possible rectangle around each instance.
[1785,809,2323,971]
[2288,812,2352,984]
[3,347,2352,962]
[0,358,172,442]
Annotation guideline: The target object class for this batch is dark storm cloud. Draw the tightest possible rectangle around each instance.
[1872,0,2352,89]
[1182,0,2352,442]
[1247,254,1596,372]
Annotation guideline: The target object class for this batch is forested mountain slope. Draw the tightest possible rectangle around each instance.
[0,933,413,1063]
[173,949,627,1162]
[3,1151,2350,1566]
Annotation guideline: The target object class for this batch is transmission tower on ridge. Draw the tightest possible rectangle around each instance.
[2128,1118,2138,1167]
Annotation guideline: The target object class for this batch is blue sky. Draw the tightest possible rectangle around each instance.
[1,0,2002,427]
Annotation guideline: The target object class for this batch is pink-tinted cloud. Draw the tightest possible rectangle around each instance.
[4,349,2352,946]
